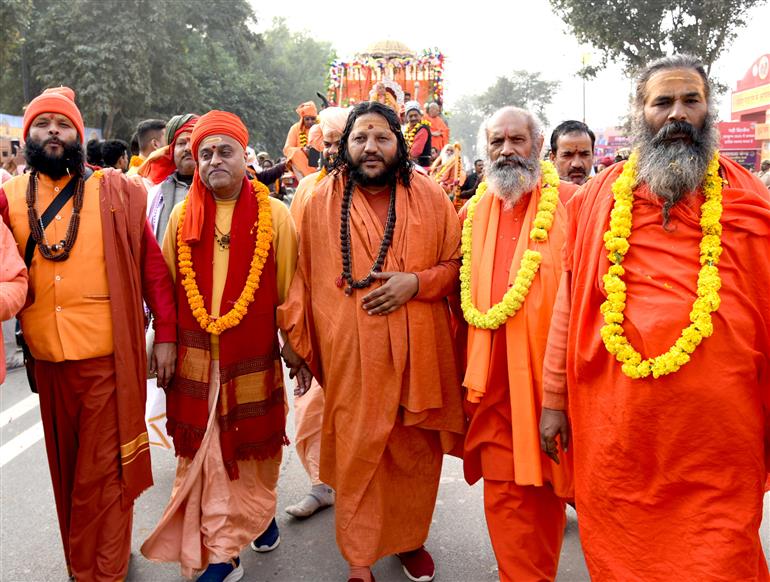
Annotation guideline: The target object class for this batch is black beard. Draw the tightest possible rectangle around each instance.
[349,164,397,187]
[24,138,84,179]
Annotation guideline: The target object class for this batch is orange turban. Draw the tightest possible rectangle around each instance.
[308,107,351,151]
[183,110,250,243]
[23,87,85,142]
[307,124,323,152]
[318,106,350,136]
[138,114,199,185]
[296,101,318,118]
[190,110,248,161]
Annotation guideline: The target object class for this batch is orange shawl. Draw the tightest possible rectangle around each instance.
[464,183,573,495]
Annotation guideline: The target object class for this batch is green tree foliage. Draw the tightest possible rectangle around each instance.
[0,1,333,154]
[254,18,335,152]
[550,0,767,77]
[448,71,560,159]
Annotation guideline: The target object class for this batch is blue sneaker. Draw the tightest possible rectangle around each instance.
[250,517,280,552]
[196,556,243,582]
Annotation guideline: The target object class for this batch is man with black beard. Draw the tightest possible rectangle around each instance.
[540,55,770,580]
[278,100,465,582]
[459,106,576,581]
[0,87,177,581]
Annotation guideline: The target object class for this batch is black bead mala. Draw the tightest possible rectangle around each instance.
[25,171,85,261]
[337,177,397,296]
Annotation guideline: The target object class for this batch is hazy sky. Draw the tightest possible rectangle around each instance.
[252,1,769,132]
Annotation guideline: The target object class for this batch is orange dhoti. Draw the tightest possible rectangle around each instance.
[36,356,133,582]
[464,331,567,582]
[293,378,324,485]
[141,361,280,578]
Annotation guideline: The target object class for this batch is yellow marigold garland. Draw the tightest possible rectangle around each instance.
[299,131,308,147]
[460,160,561,330]
[177,179,273,336]
[600,150,724,379]
[405,120,431,150]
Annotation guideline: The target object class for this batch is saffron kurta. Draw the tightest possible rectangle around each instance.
[277,171,466,564]
[0,169,177,582]
[555,156,770,580]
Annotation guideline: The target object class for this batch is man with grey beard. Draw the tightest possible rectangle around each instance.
[540,54,770,580]
[460,106,576,581]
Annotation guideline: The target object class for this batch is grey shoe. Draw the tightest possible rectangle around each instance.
[285,484,335,518]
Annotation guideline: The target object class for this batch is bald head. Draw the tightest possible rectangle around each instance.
[479,107,543,208]
[479,106,543,163]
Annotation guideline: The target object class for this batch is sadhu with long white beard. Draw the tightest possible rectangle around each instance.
[459,106,576,581]
[540,54,770,580]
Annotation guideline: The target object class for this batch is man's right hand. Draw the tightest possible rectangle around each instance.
[540,407,570,464]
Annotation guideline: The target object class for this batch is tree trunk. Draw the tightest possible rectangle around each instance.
[102,106,119,139]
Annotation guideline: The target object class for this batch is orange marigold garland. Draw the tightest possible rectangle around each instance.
[177,179,273,335]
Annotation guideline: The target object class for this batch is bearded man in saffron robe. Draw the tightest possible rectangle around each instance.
[0,87,177,582]
[278,100,465,582]
[540,54,770,581]
[460,106,576,582]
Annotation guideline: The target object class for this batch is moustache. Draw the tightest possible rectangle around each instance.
[43,137,64,147]
[362,155,384,163]
[654,121,697,144]
[493,155,534,171]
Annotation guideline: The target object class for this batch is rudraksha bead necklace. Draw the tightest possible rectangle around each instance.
[337,177,397,296]
[25,170,85,261]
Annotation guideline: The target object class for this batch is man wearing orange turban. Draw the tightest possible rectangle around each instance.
[141,110,299,582]
[283,106,351,521]
[283,100,319,180]
[0,86,177,582]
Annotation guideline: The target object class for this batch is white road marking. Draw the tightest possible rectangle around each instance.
[0,394,39,428]
[0,422,44,468]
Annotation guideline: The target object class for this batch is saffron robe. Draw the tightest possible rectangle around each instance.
[284,122,316,180]
[277,171,466,564]
[559,156,770,580]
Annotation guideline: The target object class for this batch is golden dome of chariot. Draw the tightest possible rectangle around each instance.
[359,40,415,59]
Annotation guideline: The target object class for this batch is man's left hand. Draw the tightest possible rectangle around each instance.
[362,272,419,315]
[151,342,177,389]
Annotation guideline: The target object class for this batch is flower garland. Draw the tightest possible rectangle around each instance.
[177,179,273,336]
[460,160,561,330]
[600,150,724,379]
[405,120,431,150]
[299,131,308,147]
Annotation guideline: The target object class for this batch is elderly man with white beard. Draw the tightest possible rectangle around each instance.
[539,54,770,580]
[458,106,577,581]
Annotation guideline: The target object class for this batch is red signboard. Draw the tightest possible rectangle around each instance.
[718,121,759,150]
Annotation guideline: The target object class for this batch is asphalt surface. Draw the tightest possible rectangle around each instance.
[1,364,768,581]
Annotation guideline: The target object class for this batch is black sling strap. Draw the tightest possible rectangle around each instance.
[23,167,93,267]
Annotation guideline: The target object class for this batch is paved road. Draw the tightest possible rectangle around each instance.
[1,366,768,581]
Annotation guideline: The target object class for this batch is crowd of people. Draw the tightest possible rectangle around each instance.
[0,53,769,582]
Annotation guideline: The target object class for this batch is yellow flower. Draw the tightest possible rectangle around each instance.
[460,161,559,330]
[599,151,724,379]
[177,180,273,336]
